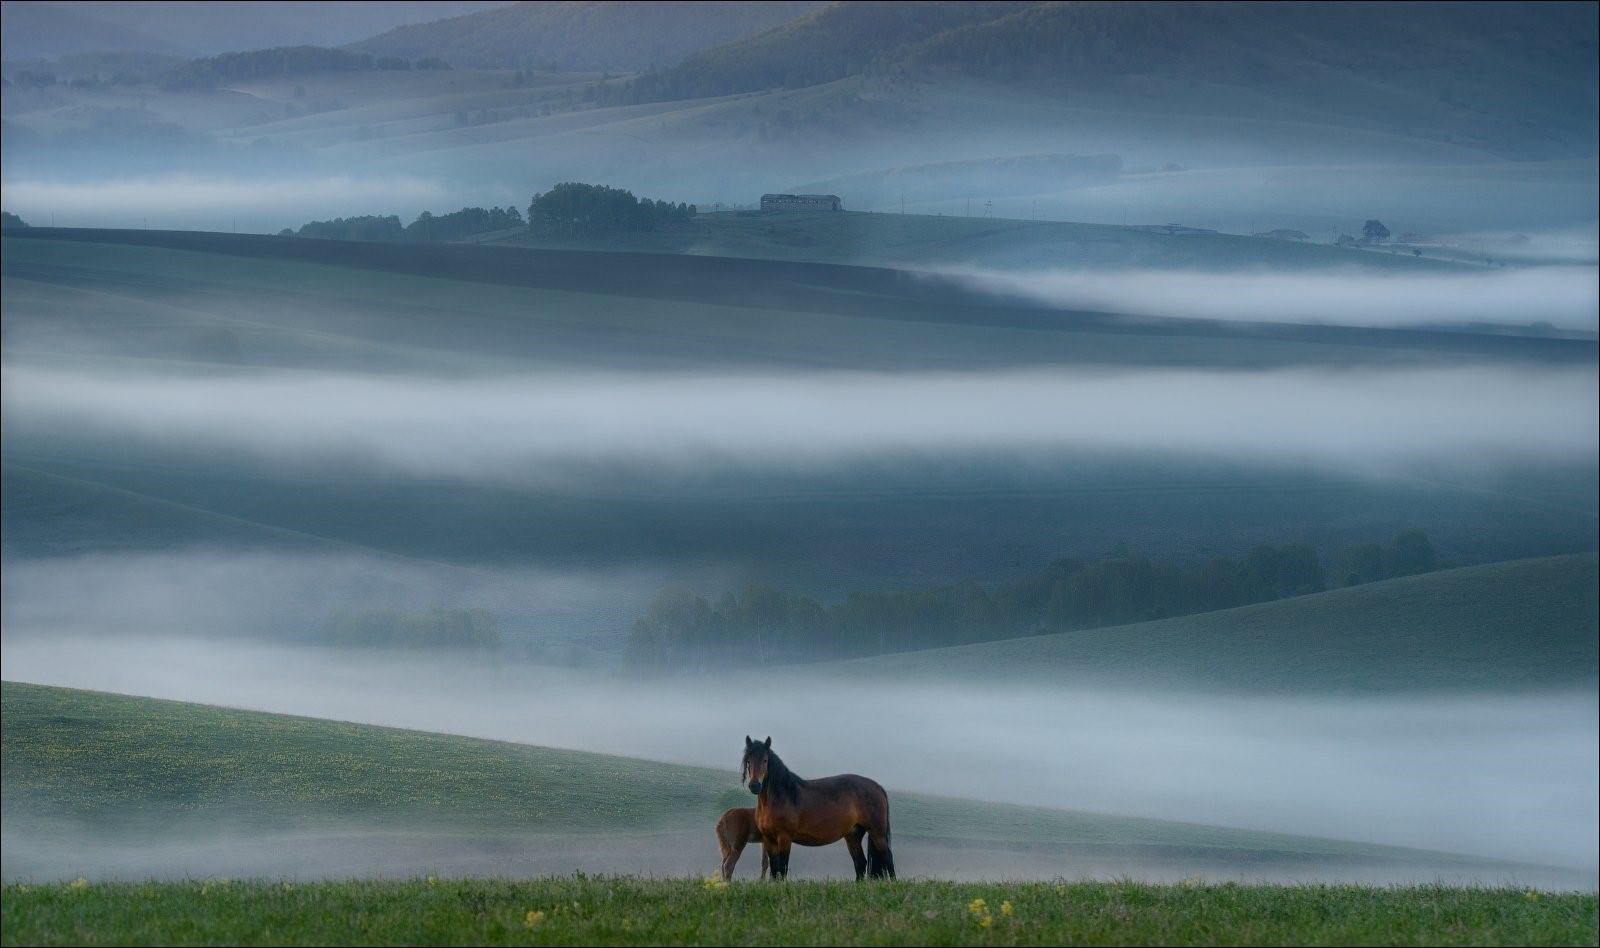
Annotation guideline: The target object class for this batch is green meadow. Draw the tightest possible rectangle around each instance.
[4,877,1595,947]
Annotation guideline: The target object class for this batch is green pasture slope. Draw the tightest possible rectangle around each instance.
[5,683,1595,946]
[4,877,1594,947]
[822,554,1600,693]
[0,682,1419,860]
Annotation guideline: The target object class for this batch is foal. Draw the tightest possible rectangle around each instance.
[715,806,768,880]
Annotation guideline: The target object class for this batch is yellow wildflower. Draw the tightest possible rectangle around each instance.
[978,915,993,928]
[524,910,546,928]
[67,878,88,890]
[703,874,729,890]
[1525,890,1540,902]
[967,897,988,914]
[1000,900,1013,917]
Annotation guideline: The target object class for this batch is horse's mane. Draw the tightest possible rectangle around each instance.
[764,748,805,805]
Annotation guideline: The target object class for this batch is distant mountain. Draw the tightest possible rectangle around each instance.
[616,1,1027,100]
[1,1,178,60]
[349,0,828,72]
[0,1,509,61]
[613,1,1598,160]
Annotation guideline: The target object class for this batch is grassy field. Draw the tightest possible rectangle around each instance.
[822,554,1600,693]
[1,682,1428,862]
[4,877,1595,947]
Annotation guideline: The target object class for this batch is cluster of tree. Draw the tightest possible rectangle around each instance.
[1,211,28,229]
[159,46,446,91]
[527,183,694,237]
[318,607,500,650]
[282,206,523,242]
[1330,529,1436,587]
[287,214,404,241]
[405,205,524,240]
[625,530,1439,671]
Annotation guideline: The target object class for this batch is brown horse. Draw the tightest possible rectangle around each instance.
[741,735,895,880]
[714,806,768,880]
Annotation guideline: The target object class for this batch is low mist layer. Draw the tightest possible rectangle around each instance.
[950,266,1600,331]
[2,635,1594,873]
[0,175,510,234]
[5,365,1596,483]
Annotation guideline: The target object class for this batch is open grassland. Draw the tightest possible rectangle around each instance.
[1,682,1419,863]
[493,208,1459,273]
[3,877,1594,947]
[823,554,1600,693]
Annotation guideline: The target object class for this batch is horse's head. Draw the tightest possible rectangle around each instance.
[742,735,772,795]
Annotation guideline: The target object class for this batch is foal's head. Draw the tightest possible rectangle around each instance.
[742,735,772,795]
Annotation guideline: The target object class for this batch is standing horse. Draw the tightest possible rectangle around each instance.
[715,806,768,881]
[741,735,895,880]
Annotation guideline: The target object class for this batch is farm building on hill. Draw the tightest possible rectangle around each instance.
[761,193,842,212]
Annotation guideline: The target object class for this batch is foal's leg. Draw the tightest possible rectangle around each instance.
[720,832,746,881]
[845,827,868,880]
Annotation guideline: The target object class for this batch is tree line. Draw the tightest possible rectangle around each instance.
[528,182,694,237]
[160,46,447,91]
[283,205,524,242]
[283,184,693,243]
[625,530,1439,671]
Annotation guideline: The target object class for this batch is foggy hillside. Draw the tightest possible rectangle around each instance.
[0,1,510,60]
[349,1,828,72]
[2,0,1595,902]
[614,1,1598,160]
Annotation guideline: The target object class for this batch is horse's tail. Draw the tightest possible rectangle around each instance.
[867,788,895,879]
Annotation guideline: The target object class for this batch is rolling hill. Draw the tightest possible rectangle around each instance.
[612,1,1598,161]
[3,681,1563,885]
[349,1,825,72]
[820,554,1600,693]
[4,230,1595,586]
[0,1,509,61]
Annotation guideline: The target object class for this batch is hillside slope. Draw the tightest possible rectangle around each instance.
[350,1,824,72]
[617,1,1597,160]
[0,682,1524,874]
[0,1,507,61]
[820,554,1600,693]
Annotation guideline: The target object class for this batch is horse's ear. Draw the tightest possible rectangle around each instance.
[744,735,752,747]
[763,736,771,749]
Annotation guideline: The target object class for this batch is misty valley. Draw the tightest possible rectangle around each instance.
[1,3,1597,945]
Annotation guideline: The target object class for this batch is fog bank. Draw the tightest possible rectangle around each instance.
[0,175,516,234]
[5,365,1595,482]
[3,636,1594,873]
[950,267,1600,331]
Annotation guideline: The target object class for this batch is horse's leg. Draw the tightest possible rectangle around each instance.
[845,827,868,881]
[772,837,793,880]
[866,827,895,880]
[764,835,789,881]
[760,841,770,879]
